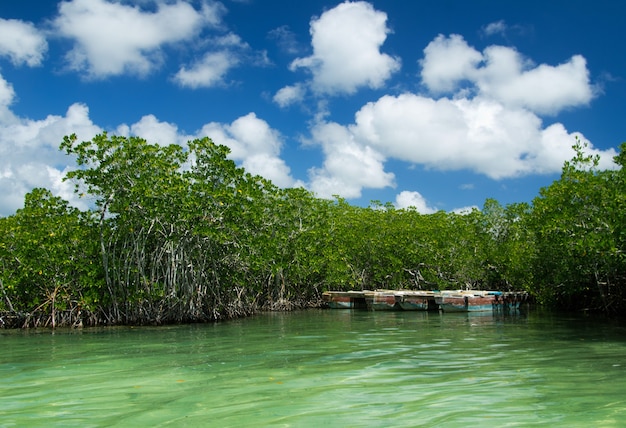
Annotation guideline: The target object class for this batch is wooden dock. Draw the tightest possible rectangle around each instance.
[322,289,529,312]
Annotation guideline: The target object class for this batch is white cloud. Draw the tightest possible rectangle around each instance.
[420,34,482,94]
[420,34,595,115]
[348,92,615,179]
[0,102,100,163]
[241,153,299,188]
[394,190,437,214]
[213,33,247,48]
[198,112,299,187]
[290,1,400,95]
[119,114,183,147]
[307,120,395,198]
[53,0,224,78]
[47,165,90,211]
[478,48,594,115]
[482,20,507,37]
[0,102,101,216]
[534,124,617,172]
[0,74,18,124]
[273,83,305,107]
[0,18,48,67]
[201,112,281,159]
[173,31,267,88]
[304,90,604,199]
[173,51,237,88]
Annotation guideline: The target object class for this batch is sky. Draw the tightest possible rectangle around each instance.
[0,0,624,217]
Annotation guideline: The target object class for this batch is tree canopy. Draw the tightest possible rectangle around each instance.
[1,134,625,328]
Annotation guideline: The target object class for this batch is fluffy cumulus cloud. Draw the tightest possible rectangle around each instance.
[305,32,615,203]
[307,120,395,198]
[0,75,17,124]
[173,51,237,88]
[116,114,184,147]
[420,34,483,94]
[420,34,595,115]
[351,94,543,179]
[0,46,299,215]
[0,18,48,67]
[273,83,305,108]
[0,94,102,215]
[394,191,437,214]
[52,0,224,78]
[173,33,258,88]
[330,92,616,181]
[198,113,300,188]
[290,1,400,95]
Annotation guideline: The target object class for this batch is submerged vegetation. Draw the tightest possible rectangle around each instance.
[1,134,625,328]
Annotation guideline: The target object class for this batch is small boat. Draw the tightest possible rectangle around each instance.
[395,290,436,311]
[435,290,502,312]
[322,291,368,309]
[364,290,399,310]
[323,289,528,312]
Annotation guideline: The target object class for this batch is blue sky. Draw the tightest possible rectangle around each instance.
[0,0,624,216]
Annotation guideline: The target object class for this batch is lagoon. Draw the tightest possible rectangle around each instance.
[2,309,626,427]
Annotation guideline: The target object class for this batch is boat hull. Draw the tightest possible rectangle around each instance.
[323,290,527,312]
[365,291,399,310]
[395,291,436,311]
[397,298,429,311]
[322,291,368,309]
[436,291,501,312]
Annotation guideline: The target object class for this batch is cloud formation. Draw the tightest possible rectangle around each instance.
[305,31,615,201]
[394,191,437,214]
[0,90,101,214]
[117,114,182,147]
[273,83,305,108]
[53,0,224,78]
[289,1,400,95]
[0,18,48,66]
[421,34,595,115]
[0,1,619,217]
[174,51,238,88]
[197,113,300,188]
[173,32,264,88]
[308,120,395,198]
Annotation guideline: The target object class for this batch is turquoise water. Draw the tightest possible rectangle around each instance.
[1,309,626,427]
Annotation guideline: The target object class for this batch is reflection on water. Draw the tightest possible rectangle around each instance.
[1,310,626,427]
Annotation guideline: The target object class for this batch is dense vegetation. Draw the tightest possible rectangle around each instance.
[1,134,625,328]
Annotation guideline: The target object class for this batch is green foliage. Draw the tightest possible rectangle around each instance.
[528,138,626,312]
[479,199,535,291]
[4,133,626,327]
[0,188,102,326]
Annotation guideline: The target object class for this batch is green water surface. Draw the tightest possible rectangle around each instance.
[1,309,625,427]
